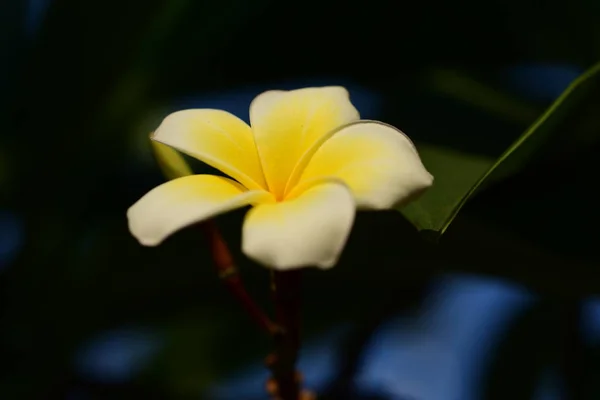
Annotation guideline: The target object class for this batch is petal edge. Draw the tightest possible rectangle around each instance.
[291,120,433,209]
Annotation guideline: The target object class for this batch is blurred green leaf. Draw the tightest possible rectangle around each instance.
[424,68,540,125]
[152,139,193,180]
[399,61,600,237]
[157,314,232,397]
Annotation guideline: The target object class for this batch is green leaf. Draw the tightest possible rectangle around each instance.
[151,139,193,180]
[399,61,600,238]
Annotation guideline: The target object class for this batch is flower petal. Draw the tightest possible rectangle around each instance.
[249,87,359,199]
[290,121,433,209]
[152,110,267,190]
[242,181,355,270]
[128,175,274,246]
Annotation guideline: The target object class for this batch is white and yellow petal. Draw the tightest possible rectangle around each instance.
[242,180,355,270]
[128,174,274,246]
[249,87,359,199]
[152,109,267,190]
[289,121,433,209]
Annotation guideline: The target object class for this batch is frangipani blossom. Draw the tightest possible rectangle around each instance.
[127,87,433,270]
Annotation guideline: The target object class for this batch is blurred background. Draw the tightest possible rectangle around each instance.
[1,0,600,399]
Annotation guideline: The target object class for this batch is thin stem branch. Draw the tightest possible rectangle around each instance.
[201,220,310,399]
[266,270,304,400]
[201,220,278,335]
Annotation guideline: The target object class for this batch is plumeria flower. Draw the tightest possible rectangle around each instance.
[128,87,433,270]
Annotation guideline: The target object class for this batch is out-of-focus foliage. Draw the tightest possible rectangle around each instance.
[151,140,193,180]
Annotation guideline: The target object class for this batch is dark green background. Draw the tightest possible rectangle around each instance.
[1,0,600,399]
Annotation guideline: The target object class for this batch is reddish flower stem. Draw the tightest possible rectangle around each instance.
[266,270,304,400]
[201,220,277,335]
[201,220,307,399]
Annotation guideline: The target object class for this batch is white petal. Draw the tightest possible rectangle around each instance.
[242,181,355,270]
[128,175,274,246]
[289,121,433,209]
